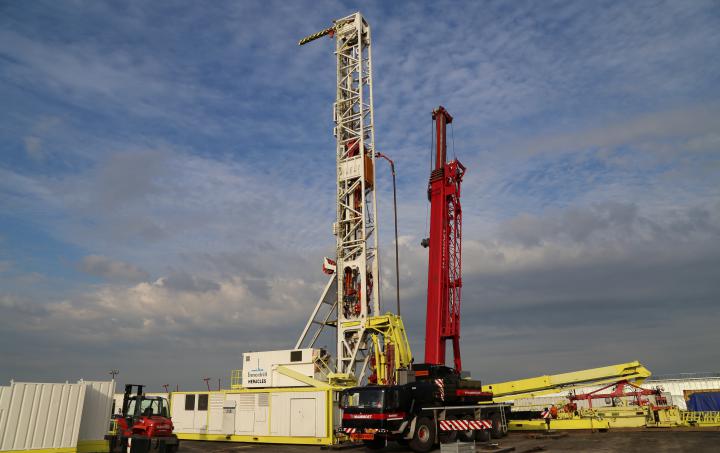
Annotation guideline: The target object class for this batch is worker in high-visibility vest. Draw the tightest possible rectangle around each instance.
[550,405,558,419]
[543,407,551,431]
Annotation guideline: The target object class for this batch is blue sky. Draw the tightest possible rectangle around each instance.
[1,0,719,389]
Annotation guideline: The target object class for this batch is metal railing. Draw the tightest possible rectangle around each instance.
[647,372,720,381]
[681,411,720,425]
[230,370,242,390]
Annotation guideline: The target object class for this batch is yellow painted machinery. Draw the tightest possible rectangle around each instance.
[486,360,651,402]
[484,361,720,430]
[319,313,413,387]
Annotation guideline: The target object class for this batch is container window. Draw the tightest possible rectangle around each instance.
[198,394,209,411]
[290,350,303,362]
[185,394,195,411]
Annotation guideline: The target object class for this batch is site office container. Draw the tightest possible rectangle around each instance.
[168,387,338,446]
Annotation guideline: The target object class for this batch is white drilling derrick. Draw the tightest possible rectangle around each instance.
[295,12,380,384]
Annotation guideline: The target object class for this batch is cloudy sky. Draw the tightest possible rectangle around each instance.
[1,1,719,390]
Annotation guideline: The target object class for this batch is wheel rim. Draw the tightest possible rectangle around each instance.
[418,425,429,442]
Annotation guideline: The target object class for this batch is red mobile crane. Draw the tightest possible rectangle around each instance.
[423,106,466,372]
[338,108,509,452]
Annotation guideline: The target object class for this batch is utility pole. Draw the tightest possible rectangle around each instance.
[376,152,401,316]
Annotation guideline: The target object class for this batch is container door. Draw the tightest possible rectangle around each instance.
[236,410,254,434]
[289,398,316,437]
[222,401,236,436]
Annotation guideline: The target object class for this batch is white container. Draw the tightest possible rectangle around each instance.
[242,349,324,388]
[170,388,330,441]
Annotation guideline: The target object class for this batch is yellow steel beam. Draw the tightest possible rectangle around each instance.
[176,432,333,445]
[486,361,651,402]
[274,365,331,390]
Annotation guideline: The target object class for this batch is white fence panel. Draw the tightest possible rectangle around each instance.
[78,380,115,442]
[0,381,86,451]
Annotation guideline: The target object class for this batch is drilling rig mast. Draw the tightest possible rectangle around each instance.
[296,12,381,383]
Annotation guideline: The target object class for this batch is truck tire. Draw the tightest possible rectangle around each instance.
[409,416,436,453]
[458,415,474,442]
[475,428,491,442]
[490,412,507,438]
[438,415,458,444]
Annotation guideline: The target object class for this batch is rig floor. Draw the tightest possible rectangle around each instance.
[180,429,720,452]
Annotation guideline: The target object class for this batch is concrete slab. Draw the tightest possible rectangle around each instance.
[179,430,720,453]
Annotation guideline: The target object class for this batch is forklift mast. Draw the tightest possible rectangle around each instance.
[122,384,146,418]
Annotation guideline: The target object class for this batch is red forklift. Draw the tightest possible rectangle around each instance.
[106,384,179,453]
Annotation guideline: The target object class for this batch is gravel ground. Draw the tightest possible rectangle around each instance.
[179,429,720,452]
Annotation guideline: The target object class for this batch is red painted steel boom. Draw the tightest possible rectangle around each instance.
[424,106,466,372]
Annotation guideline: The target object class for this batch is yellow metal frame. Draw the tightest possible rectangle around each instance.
[487,361,651,402]
[361,313,413,385]
[0,449,76,453]
[175,432,334,445]
[230,369,242,390]
[681,410,720,427]
[76,440,108,453]
[509,418,611,431]
[0,440,106,453]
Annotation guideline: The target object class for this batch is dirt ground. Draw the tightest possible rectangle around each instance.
[179,429,720,452]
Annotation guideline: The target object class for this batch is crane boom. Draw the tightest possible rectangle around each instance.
[424,106,466,372]
[486,360,651,402]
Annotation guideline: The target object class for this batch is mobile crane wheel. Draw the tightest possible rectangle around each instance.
[409,416,436,453]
